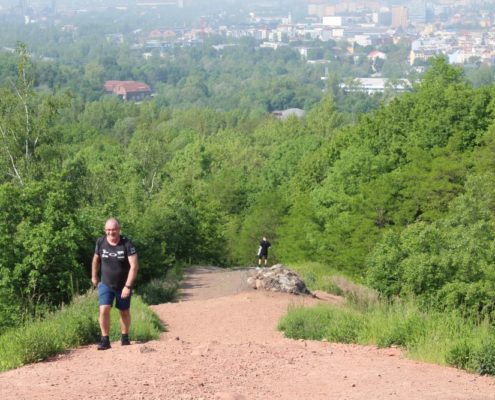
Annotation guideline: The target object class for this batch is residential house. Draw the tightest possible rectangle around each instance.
[367,50,387,61]
[104,81,152,101]
[272,108,306,120]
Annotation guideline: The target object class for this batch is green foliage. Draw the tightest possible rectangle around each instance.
[446,340,473,370]
[234,190,287,265]
[372,304,426,348]
[0,45,70,184]
[473,339,495,375]
[278,299,495,375]
[446,334,495,375]
[0,291,163,372]
[279,304,365,343]
[288,262,343,293]
[138,277,179,305]
[0,166,92,329]
[368,171,495,320]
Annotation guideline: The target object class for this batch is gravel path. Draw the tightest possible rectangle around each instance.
[1,266,494,400]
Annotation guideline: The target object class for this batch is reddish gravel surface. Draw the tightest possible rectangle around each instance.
[1,266,495,400]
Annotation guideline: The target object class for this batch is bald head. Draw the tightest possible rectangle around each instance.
[105,218,120,230]
[104,218,121,244]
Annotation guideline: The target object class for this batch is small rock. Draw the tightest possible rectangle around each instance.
[139,345,156,353]
[215,393,246,400]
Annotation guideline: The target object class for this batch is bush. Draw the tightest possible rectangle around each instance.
[473,340,495,375]
[446,340,473,370]
[278,305,333,340]
[278,304,364,343]
[138,278,179,305]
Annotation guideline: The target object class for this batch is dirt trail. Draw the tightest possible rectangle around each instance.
[1,266,495,400]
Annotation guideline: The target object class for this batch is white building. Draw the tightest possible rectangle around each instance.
[340,78,410,94]
[322,16,343,27]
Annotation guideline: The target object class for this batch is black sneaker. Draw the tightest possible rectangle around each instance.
[121,334,131,346]
[97,336,111,350]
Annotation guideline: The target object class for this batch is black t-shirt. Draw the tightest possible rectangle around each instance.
[95,236,137,290]
[259,240,271,256]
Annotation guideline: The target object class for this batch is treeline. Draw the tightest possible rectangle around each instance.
[0,39,325,108]
[1,48,495,332]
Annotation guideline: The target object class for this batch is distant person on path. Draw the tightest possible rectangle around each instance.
[257,236,271,267]
[91,218,138,350]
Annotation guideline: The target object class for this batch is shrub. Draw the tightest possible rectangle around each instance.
[278,305,332,340]
[278,304,364,343]
[446,340,473,370]
[473,340,495,375]
[138,278,179,305]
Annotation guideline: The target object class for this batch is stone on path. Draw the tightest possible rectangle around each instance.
[246,264,311,295]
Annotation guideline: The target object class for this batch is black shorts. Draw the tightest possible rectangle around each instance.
[258,253,268,259]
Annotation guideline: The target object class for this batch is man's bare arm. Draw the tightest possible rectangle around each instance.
[121,254,138,299]
[125,254,138,288]
[91,254,100,287]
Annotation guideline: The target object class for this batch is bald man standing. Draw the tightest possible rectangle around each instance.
[91,218,138,350]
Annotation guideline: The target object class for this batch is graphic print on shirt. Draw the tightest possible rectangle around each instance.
[96,236,137,290]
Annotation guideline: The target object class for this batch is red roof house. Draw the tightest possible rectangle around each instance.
[104,80,152,101]
[367,50,387,60]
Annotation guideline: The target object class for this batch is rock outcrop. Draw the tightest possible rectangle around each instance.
[247,264,311,295]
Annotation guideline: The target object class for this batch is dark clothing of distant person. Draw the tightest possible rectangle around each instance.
[258,239,271,258]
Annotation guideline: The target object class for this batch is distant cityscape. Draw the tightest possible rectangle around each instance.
[2,0,495,92]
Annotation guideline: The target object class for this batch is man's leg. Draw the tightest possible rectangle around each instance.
[99,305,111,335]
[116,289,132,345]
[119,309,131,334]
[97,305,112,350]
[119,309,131,345]
[97,283,114,350]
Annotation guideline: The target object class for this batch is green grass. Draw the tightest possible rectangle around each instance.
[278,304,365,343]
[289,262,346,295]
[289,262,379,310]
[0,290,164,372]
[278,299,495,375]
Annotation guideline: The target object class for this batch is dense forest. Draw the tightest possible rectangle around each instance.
[1,34,495,337]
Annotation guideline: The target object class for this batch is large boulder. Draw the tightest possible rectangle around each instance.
[247,264,311,295]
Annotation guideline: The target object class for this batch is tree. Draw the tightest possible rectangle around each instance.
[0,44,69,185]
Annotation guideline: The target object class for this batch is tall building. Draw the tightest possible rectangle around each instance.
[18,0,27,14]
[408,0,427,25]
[391,6,408,29]
[373,8,392,26]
